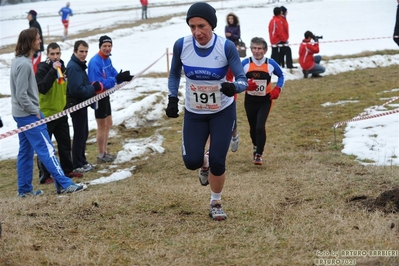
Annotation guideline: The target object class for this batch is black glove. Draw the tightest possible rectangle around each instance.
[92,81,104,94]
[116,70,134,82]
[0,116,3,128]
[220,82,236,97]
[165,97,179,118]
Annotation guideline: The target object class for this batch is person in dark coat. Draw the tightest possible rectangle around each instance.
[67,40,103,173]
[279,6,297,68]
[225,12,241,45]
[26,10,44,73]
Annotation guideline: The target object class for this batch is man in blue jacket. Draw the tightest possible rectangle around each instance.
[88,36,133,164]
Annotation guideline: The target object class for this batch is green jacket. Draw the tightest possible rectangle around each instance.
[36,59,68,117]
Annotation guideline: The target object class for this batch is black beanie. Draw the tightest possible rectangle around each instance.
[280,6,287,13]
[273,7,281,16]
[186,2,217,30]
[99,35,112,48]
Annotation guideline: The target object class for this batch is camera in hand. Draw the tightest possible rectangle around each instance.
[313,35,323,42]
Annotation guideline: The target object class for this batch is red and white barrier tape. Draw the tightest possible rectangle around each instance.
[0,52,166,140]
[333,96,399,129]
[271,36,397,47]
[361,96,399,116]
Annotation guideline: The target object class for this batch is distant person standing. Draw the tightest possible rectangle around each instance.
[59,2,73,41]
[394,0,399,46]
[140,0,148,20]
[268,7,285,66]
[279,6,296,68]
[35,42,83,184]
[26,10,44,73]
[67,40,103,173]
[10,28,87,196]
[225,12,240,45]
[224,12,241,152]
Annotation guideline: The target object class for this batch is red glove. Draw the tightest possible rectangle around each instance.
[92,81,104,95]
[247,78,258,91]
[269,86,281,100]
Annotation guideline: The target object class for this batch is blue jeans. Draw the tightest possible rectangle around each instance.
[14,113,75,194]
[308,55,326,75]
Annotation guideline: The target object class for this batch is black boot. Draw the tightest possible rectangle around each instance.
[311,73,322,78]
[37,158,51,184]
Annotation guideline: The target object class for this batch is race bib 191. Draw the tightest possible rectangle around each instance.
[188,83,222,111]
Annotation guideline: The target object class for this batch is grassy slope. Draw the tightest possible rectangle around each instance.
[0,63,398,265]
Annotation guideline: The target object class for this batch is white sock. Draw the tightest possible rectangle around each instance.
[203,154,209,168]
[210,190,222,203]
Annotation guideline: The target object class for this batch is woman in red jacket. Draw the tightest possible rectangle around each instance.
[298,31,325,78]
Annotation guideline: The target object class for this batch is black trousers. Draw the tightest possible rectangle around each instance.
[37,115,74,178]
[279,45,294,68]
[70,107,89,169]
[271,46,281,66]
[244,94,272,155]
[394,36,399,47]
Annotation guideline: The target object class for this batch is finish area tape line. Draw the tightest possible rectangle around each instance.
[0,52,166,140]
[271,36,398,47]
[333,96,399,129]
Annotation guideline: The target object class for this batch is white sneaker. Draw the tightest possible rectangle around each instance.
[209,200,227,221]
[230,133,240,152]
[198,150,209,186]
[60,183,87,194]
[73,163,95,173]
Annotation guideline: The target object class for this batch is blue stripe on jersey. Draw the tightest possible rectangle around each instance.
[182,35,229,82]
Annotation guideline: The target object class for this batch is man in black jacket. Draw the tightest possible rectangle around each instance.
[35,42,83,184]
[26,10,44,73]
[67,40,103,173]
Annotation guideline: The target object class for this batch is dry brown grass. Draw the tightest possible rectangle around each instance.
[1,64,399,265]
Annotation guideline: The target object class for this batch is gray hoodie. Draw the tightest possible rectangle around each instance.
[10,56,40,117]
